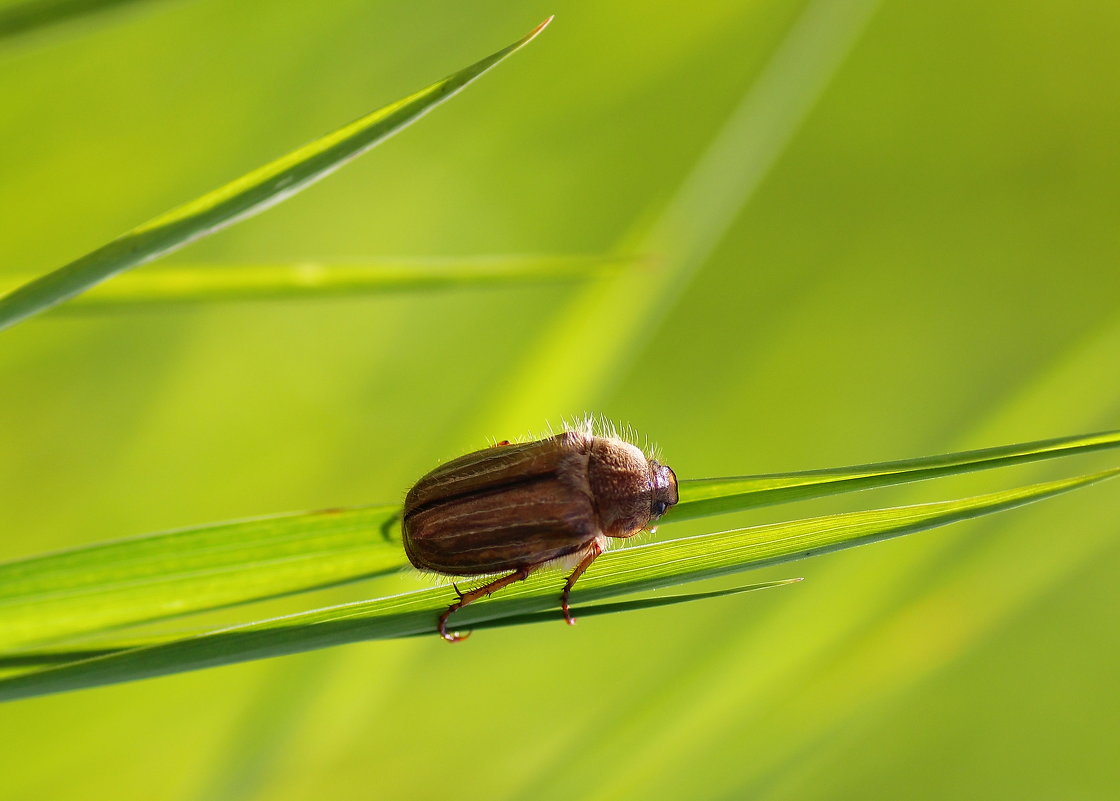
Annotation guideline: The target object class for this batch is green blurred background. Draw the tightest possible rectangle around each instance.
[2,0,1119,798]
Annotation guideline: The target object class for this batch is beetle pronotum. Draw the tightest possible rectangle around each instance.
[402,425,678,642]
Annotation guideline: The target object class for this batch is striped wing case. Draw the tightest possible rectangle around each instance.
[402,434,598,575]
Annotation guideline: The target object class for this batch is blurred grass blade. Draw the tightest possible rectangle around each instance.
[672,428,1120,521]
[0,468,1113,702]
[0,17,552,332]
[479,0,879,431]
[0,505,400,651]
[0,647,124,670]
[0,579,803,673]
[0,255,627,311]
[0,0,158,43]
[1,429,1115,651]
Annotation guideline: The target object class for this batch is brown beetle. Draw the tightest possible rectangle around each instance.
[403,427,678,642]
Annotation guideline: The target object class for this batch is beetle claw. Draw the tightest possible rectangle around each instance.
[441,628,472,643]
[438,606,472,643]
[562,600,577,626]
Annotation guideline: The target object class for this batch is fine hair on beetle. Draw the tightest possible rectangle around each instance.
[402,417,678,642]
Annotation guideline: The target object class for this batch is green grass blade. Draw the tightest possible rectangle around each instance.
[672,428,1120,521]
[0,17,552,332]
[0,579,803,672]
[466,578,803,630]
[0,505,400,651]
[0,647,124,670]
[1,429,1114,651]
[0,0,155,43]
[0,255,626,311]
[1,469,1112,702]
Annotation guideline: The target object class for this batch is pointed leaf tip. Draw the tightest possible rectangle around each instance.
[514,16,553,49]
[531,16,555,38]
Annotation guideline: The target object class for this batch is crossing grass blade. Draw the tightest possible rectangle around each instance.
[0,579,803,673]
[0,468,1113,702]
[0,16,552,331]
[0,428,1116,652]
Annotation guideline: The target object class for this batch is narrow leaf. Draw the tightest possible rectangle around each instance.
[0,255,626,311]
[672,428,1120,520]
[0,579,803,672]
[0,0,156,43]
[477,0,879,432]
[1,469,1112,701]
[0,505,400,651]
[0,16,552,331]
[2,429,1115,651]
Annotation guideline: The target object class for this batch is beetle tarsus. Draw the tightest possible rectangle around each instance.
[560,541,604,626]
[438,606,471,643]
[561,595,576,626]
[437,565,539,643]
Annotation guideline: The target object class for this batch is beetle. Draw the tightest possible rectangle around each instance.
[402,427,678,641]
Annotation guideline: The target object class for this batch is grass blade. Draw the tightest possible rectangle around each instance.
[0,505,400,650]
[0,468,1113,702]
[1,429,1115,651]
[0,579,803,672]
[0,16,552,331]
[0,255,626,311]
[478,0,879,431]
[0,0,158,43]
[672,428,1120,520]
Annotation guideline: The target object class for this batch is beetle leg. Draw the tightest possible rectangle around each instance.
[560,540,604,625]
[438,564,539,643]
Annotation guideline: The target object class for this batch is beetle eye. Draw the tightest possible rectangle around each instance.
[651,500,668,519]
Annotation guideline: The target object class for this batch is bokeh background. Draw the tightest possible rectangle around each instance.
[2,0,1119,798]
